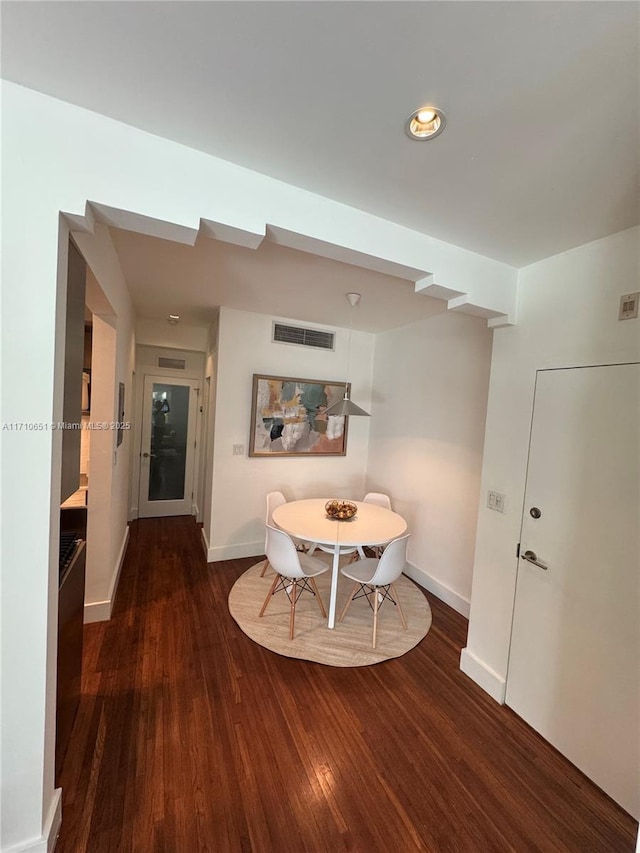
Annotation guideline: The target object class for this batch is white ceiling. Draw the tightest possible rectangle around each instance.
[2,1,638,269]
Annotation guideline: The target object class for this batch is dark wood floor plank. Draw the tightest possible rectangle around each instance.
[56,517,638,853]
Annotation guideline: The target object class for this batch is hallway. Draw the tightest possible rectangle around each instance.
[56,517,637,852]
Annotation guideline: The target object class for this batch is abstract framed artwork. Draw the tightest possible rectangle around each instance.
[249,374,349,457]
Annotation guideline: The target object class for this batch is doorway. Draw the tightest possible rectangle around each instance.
[506,363,639,818]
[138,375,200,518]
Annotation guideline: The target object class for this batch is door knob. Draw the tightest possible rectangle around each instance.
[142,452,156,458]
[521,549,548,570]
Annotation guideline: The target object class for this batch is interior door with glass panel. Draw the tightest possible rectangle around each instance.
[138,375,199,518]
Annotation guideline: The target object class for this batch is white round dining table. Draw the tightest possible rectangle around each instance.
[271,499,408,629]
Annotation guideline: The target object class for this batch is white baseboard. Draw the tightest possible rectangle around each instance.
[129,506,138,521]
[83,526,130,624]
[108,525,129,601]
[47,788,62,853]
[4,788,62,853]
[460,647,506,704]
[83,599,111,623]
[205,540,264,563]
[192,503,199,518]
[200,525,210,559]
[403,561,470,618]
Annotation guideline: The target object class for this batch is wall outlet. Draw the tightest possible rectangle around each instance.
[232,444,245,456]
[487,490,506,513]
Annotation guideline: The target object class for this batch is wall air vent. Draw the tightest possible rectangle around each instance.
[157,357,186,370]
[272,322,335,351]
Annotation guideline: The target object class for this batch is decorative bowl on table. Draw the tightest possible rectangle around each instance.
[325,499,358,520]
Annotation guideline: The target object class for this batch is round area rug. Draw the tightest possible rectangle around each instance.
[228,556,432,666]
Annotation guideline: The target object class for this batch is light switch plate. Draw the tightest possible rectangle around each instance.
[618,292,639,320]
[232,444,245,456]
[487,490,506,513]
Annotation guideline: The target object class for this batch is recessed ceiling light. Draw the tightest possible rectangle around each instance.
[405,106,446,141]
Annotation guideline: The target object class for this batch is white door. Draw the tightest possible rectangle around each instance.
[138,375,199,518]
[506,363,639,818]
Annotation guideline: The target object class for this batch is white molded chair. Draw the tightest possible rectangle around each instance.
[338,533,410,648]
[260,491,308,577]
[363,492,392,556]
[258,525,329,640]
[363,492,392,510]
[260,491,287,576]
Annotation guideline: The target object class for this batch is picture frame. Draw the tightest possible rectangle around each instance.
[81,369,91,414]
[117,381,125,447]
[249,374,349,457]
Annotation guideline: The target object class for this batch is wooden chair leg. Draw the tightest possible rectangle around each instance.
[259,559,270,578]
[339,582,359,622]
[372,585,379,649]
[390,582,407,629]
[289,581,298,640]
[309,577,327,617]
[259,573,280,617]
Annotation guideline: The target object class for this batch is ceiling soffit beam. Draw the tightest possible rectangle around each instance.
[266,224,429,281]
[88,202,200,245]
[415,276,514,326]
[267,225,516,327]
[199,218,265,250]
[61,206,96,235]
[61,204,516,328]
[487,314,513,329]
[414,275,464,301]
[447,294,514,327]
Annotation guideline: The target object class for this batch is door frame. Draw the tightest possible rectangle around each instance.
[130,356,204,520]
[138,375,200,518]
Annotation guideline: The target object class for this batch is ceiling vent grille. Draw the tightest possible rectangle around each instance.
[158,356,186,370]
[273,322,335,351]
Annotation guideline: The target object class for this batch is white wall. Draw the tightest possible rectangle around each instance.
[74,226,135,624]
[204,307,374,560]
[0,80,514,852]
[136,317,209,351]
[367,311,493,615]
[201,322,219,535]
[462,226,640,702]
[134,344,206,376]
[84,314,117,616]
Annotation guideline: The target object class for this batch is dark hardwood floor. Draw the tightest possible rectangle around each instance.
[56,516,637,852]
